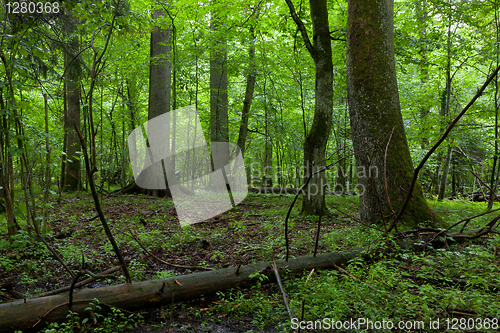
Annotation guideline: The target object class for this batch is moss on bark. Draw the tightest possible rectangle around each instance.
[346,0,443,227]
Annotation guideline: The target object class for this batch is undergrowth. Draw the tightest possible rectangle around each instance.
[0,192,499,332]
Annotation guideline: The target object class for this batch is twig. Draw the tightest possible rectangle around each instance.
[333,263,379,292]
[32,266,122,298]
[299,269,314,333]
[285,170,313,262]
[384,128,396,217]
[20,142,75,279]
[271,262,293,321]
[69,271,83,308]
[283,0,314,57]
[75,125,131,283]
[285,153,356,261]
[470,170,500,204]
[117,228,213,271]
[418,208,500,248]
[313,207,323,257]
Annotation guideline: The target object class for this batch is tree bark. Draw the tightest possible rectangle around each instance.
[417,0,430,149]
[64,34,81,191]
[61,80,67,190]
[488,2,500,211]
[0,250,363,332]
[0,90,18,238]
[346,0,441,226]
[210,5,229,190]
[438,146,453,201]
[131,5,172,198]
[285,0,333,216]
[43,93,51,233]
[237,24,257,157]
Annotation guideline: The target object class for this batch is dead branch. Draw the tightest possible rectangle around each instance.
[333,263,379,292]
[388,65,500,233]
[32,266,123,298]
[116,228,213,271]
[271,262,292,321]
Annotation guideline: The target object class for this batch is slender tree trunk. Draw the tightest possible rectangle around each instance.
[192,23,200,190]
[346,0,441,225]
[335,103,348,194]
[285,0,333,215]
[417,0,430,149]
[0,89,18,239]
[61,80,67,191]
[263,77,273,188]
[210,5,229,191]
[43,94,51,233]
[64,34,81,191]
[438,146,453,201]
[436,6,453,196]
[237,24,257,157]
[488,0,500,211]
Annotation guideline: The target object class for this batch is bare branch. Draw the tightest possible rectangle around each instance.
[284,0,314,57]
[387,65,500,234]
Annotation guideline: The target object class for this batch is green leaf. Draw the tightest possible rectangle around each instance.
[19,48,28,57]
[32,48,46,59]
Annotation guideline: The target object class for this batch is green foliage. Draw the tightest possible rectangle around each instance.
[9,230,31,250]
[1,0,500,329]
[42,299,143,333]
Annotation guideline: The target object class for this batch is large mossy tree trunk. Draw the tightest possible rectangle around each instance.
[346,0,441,226]
[285,0,333,216]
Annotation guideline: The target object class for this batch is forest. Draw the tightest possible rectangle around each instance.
[1,0,500,332]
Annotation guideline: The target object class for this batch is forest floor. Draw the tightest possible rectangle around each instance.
[1,191,500,332]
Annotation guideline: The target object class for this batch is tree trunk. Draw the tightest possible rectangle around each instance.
[0,250,363,332]
[285,0,333,216]
[64,35,81,191]
[417,0,430,149]
[43,93,51,233]
[436,8,453,196]
[148,8,171,122]
[438,146,453,201]
[236,24,257,157]
[210,6,229,191]
[488,2,500,211]
[0,90,18,238]
[61,80,67,190]
[346,0,441,226]
[130,5,172,198]
[263,134,273,187]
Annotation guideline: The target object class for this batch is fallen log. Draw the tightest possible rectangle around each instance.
[0,249,363,332]
[2,224,497,331]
